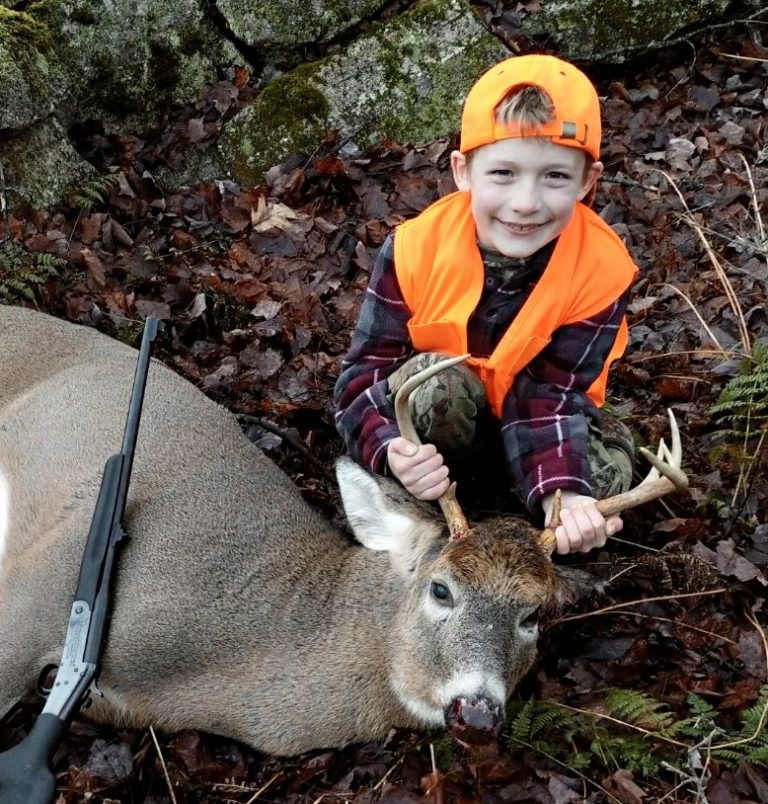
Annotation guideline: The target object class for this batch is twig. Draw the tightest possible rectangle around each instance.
[553,588,728,624]
[244,771,283,804]
[714,51,768,63]
[661,283,730,358]
[736,152,766,266]
[569,11,768,64]
[627,348,729,363]
[372,755,405,791]
[427,743,445,804]
[604,534,662,552]
[555,702,691,748]
[659,740,715,804]
[558,608,736,645]
[509,737,624,804]
[149,726,178,804]
[657,169,752,356]
[734,427,767,507]
[236,413,327,471]
[708,607,768,751]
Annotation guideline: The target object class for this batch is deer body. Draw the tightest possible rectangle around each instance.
[0,306,555,755]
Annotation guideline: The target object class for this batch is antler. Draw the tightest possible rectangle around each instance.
[539,409,688,553]
[393,354,472,540]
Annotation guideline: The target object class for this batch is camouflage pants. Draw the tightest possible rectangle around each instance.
[387,352,634,502]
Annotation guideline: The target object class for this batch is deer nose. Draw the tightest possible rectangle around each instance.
[444,695,503,746]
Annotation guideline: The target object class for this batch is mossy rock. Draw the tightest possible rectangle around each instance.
[519,0,739,61]
[218,0,507,186]
[0,118,94,208]
[29,0,240,131]
[218,0,386,51]
[0,7,63,129]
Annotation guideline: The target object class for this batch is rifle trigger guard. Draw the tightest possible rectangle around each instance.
[35,664,59,697]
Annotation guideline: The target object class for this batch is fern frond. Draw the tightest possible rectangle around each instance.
[506,697,537,743]
[530,705,576,738]
[744,744,768,763]
[0,239,64,303]
[588,730,661,776]
[605,688,672,730]
[68,171,122,212]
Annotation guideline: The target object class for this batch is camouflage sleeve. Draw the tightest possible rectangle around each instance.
[333,234,413,474]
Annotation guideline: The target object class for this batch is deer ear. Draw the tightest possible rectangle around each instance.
[335,458,438,556]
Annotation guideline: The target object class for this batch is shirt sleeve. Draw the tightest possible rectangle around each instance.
[500,290,631,512]
[333,234,412,474]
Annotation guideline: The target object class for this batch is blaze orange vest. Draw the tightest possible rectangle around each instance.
[393,192,638,418]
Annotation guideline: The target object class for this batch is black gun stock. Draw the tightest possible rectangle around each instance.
[0,316,159,804]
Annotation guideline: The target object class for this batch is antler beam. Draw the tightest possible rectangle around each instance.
[393,354,472,540]
[539,410,688,553]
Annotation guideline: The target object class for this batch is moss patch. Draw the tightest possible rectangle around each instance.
[220,0,506,185]
[218,0,385,50]
[521,0,731,59]
[220,63,331,187]
[0,7,59,128]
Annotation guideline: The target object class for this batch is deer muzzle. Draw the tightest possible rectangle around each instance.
[444,695,503,746]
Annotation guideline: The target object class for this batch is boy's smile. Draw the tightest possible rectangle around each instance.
[451,138,603,259]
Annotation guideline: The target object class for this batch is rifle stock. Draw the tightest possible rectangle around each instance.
[0,317,158,804]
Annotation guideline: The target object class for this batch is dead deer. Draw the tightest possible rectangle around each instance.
[0,307,687,756]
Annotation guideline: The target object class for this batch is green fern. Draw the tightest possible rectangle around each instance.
[506,697,537,742]
[530,702,576,738]
[604,688,673,729]
[68,171,122,213]
[589,732,661,776]
[711,345,768,434]
[709,684,768,765]
[504,685,768,778]
[665,692,719,740]
[710,344,768,501]
[0,239,65,302]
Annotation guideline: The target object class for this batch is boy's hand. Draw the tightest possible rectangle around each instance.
[387,438,450,500]
[541,491,623,555]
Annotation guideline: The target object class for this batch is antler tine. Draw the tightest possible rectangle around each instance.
[537,409,688,554]
[596,408,688,519]
[638,409,686,490]
[393,354,471,540]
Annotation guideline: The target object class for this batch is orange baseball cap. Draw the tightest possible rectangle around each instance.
[459,54,601,160]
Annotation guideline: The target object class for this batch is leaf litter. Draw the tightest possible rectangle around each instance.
[1,17,767,804]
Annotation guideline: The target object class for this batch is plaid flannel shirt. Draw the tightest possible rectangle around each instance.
[333,233,630,512]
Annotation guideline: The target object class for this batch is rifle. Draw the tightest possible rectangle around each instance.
[0,317,159,804]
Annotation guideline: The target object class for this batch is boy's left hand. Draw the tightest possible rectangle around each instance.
[541,491,623,555]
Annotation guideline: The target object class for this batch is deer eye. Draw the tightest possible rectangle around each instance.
[520,608,540,629]
[430,581,454,607]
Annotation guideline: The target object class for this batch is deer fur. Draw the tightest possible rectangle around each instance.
[0,306,556,755]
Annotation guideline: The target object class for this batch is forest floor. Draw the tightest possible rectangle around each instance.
[1,11,767,804]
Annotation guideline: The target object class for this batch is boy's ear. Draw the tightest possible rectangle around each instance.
[451,150,471,192]
[579,160,604,202]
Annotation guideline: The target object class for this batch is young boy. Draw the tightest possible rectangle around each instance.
[334,54,638,555]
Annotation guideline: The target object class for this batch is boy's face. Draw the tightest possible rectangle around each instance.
[451,138,603,259]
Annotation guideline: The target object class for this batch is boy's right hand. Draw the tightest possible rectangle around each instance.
[387,438,450,500]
